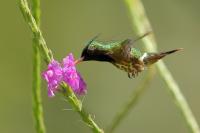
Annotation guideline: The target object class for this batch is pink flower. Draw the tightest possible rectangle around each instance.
[42,53,87,97]
[42,60,63,97]
[63,53,87,95]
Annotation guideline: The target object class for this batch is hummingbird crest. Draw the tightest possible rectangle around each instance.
[80,33,182,78]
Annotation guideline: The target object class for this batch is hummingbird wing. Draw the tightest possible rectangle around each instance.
[107,39,133,62]
[108,39,146,78]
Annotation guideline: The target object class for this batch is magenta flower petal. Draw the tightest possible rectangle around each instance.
[76,72,87,95]
[63,68,79,90]
[42,60,63,97]
[63,53,75,68]
[62,53,87,95]
[48,88,55,97]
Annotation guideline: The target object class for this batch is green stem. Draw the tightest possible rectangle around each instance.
[19,0,53,63]
[31,0,46,133]
[32,44,46,133]
[107,67,155,133]
[19,0,103,132]
[32,0,40,25]
[124,0,200,133]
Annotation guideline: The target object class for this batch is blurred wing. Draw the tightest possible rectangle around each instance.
[108,39,133,62]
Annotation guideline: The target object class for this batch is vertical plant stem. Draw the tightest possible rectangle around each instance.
[19,0,103,132]
[124,0,200,133]
[32,43,46,133]
[32,0,40,25]
[32,0,46,133]
[107,67,155,133]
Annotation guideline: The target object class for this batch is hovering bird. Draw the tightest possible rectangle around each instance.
[77,33,182,78]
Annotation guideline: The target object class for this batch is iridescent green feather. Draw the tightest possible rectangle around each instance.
[89,40,127,52]
[130,48,142,59]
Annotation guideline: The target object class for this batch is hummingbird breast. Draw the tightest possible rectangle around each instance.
[112,58,145,78]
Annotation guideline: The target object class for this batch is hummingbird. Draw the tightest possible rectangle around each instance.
[77,33,182,78]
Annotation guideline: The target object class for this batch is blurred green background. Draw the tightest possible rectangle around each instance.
[0,0,200,133]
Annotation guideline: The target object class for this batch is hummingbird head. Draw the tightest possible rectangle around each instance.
[80,44,114,62]
[79,35,114,63]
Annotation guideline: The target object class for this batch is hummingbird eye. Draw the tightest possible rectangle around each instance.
[89,45,95,50]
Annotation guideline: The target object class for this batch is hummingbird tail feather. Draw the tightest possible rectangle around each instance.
[143,48,183,66]
[159,48,183,56]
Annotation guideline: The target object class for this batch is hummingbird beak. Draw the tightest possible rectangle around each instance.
[74,56,84,65]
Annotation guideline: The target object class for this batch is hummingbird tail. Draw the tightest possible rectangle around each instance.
[159,48,183,56]
[143,48,183,66]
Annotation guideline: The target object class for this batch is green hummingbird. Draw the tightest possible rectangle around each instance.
[78,33,182,78]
